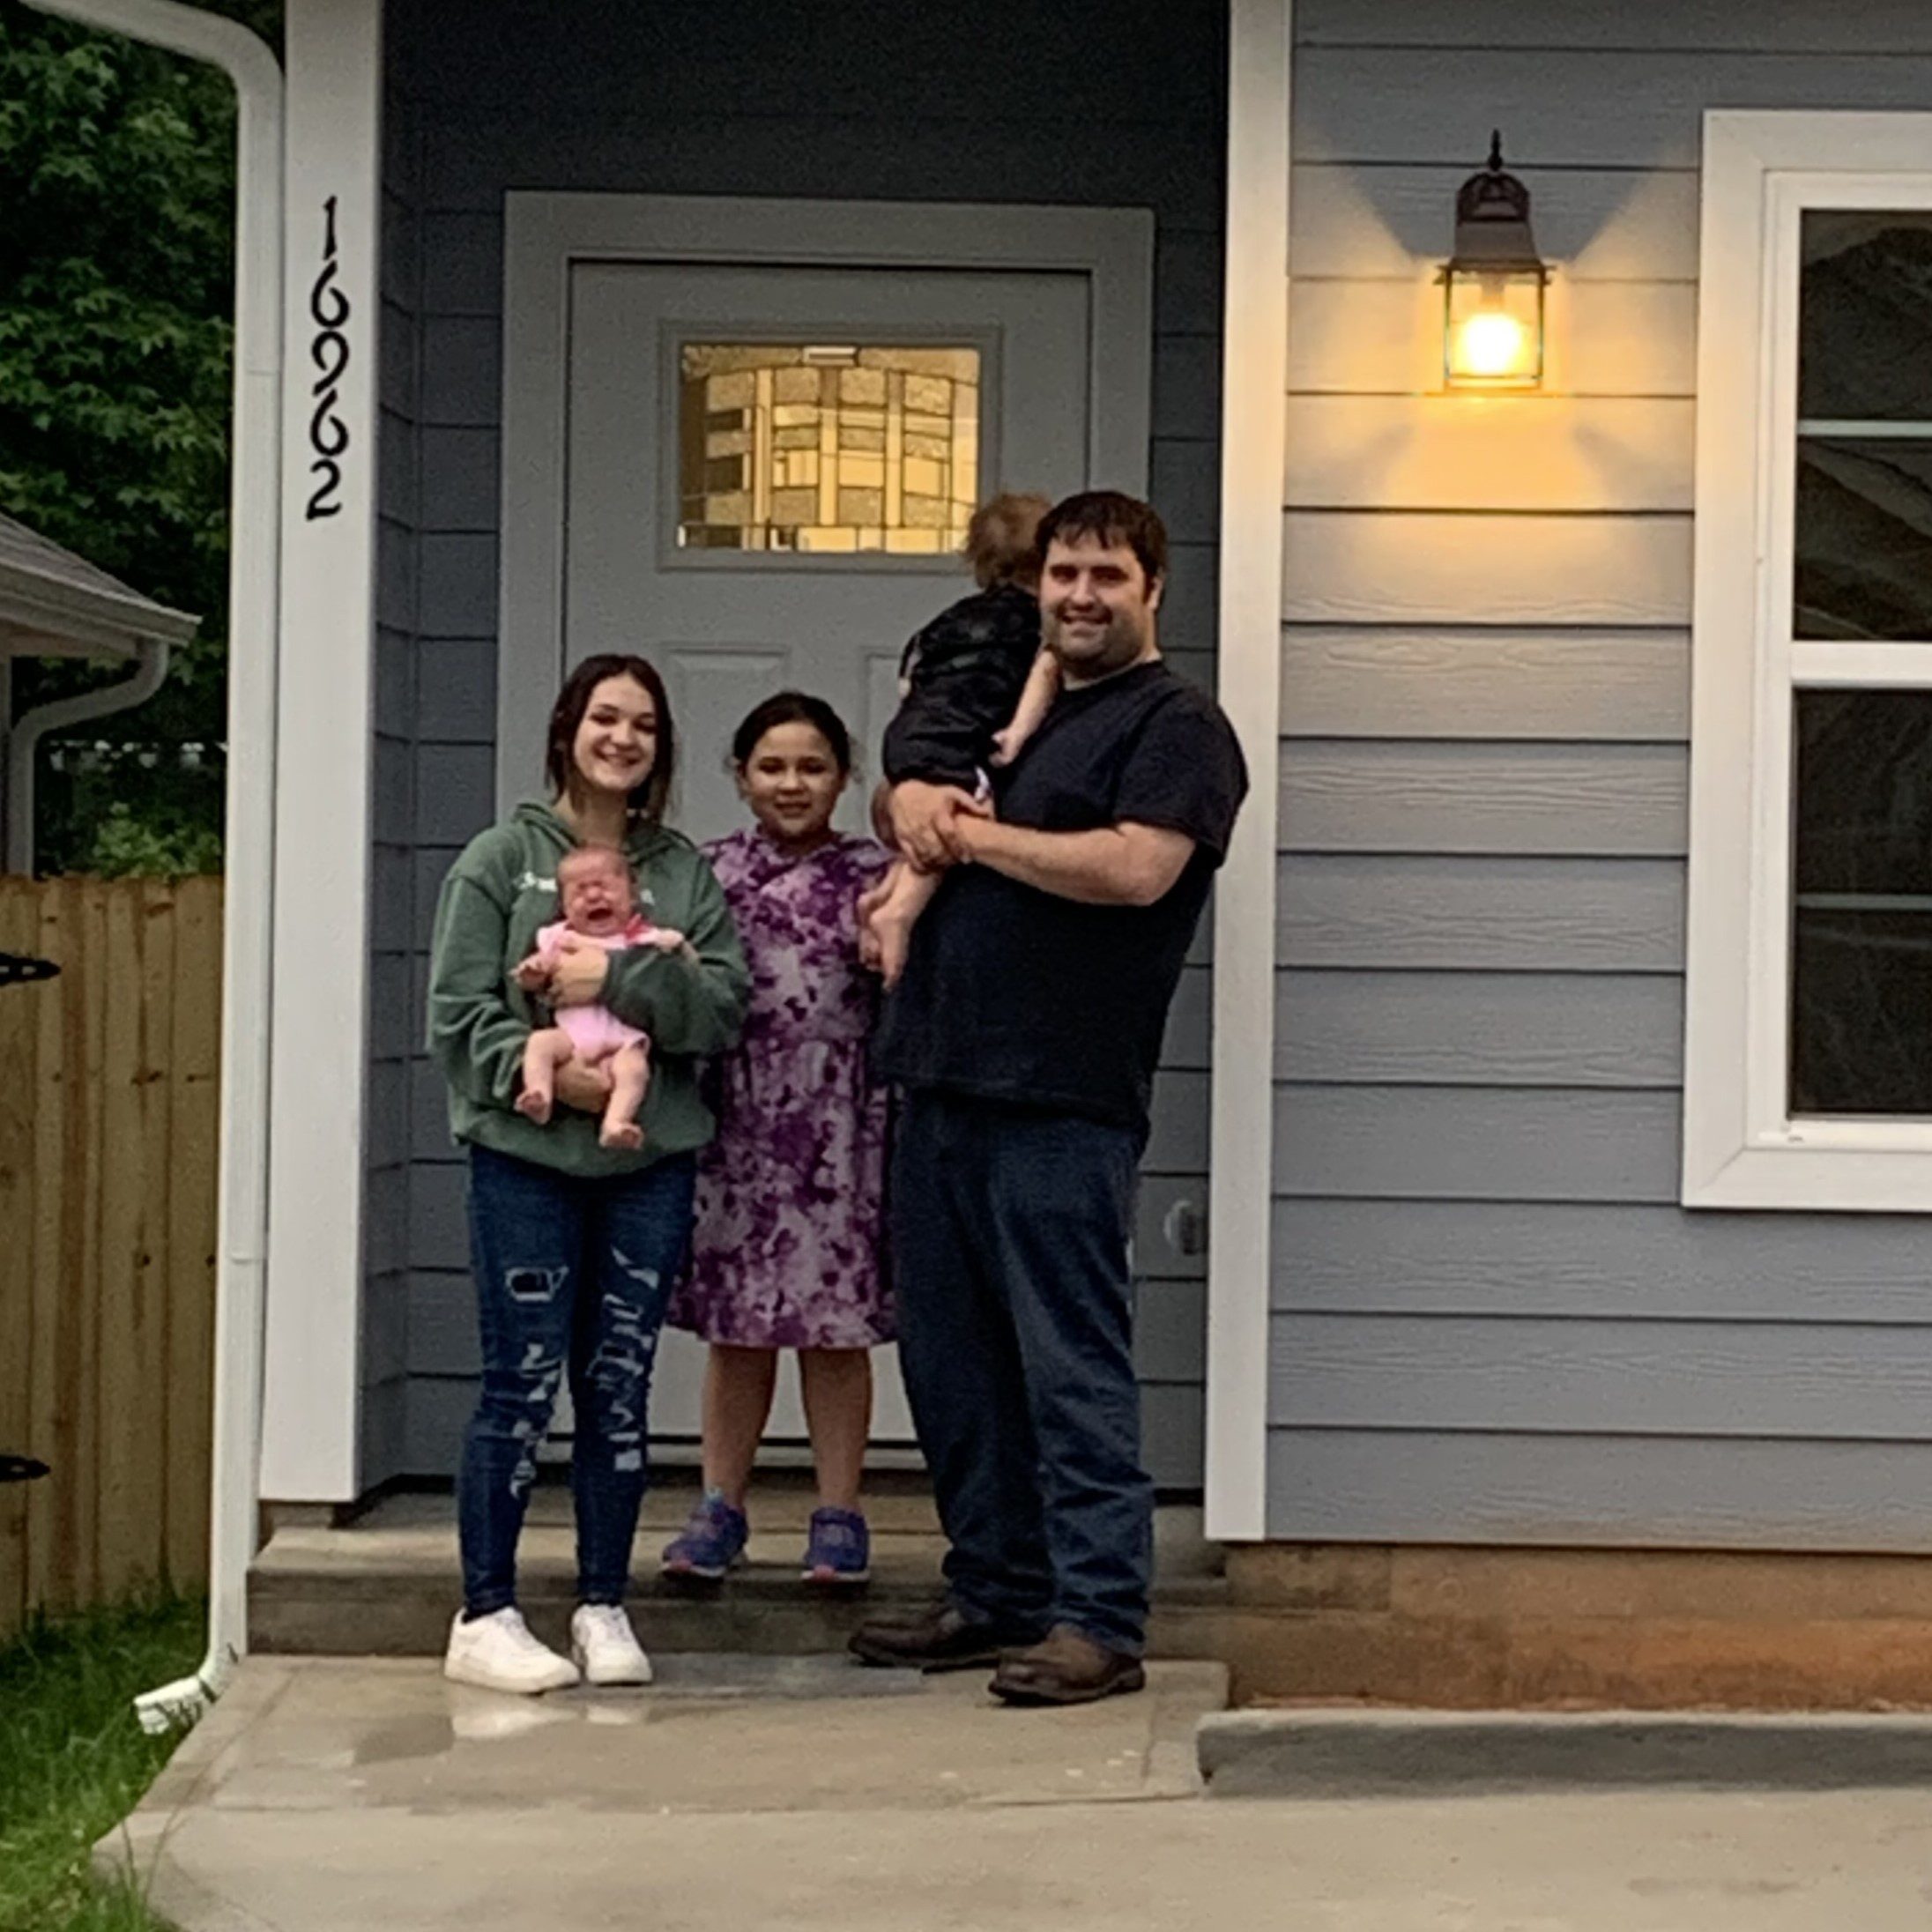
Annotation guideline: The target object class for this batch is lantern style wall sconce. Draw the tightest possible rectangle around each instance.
[1440,131,1548,390]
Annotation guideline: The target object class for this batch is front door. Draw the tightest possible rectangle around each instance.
[502,197,1152,1450]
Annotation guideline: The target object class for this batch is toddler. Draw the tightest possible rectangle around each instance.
[515,845,687,1149]
[860,491,1059,985]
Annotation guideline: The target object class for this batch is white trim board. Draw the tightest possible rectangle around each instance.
[1205,0,1289,1542]
[496,192,1155,813]
[259,0,382,1499]
[1683,110,1932,1214]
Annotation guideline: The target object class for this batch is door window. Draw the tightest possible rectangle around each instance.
[677,342,981,555]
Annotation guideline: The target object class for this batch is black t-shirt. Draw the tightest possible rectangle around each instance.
[873,660,1248,1133]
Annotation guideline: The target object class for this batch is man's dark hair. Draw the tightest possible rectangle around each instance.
[544,652,676,826]
[1034,489,1169,589]
[730,689,856,775]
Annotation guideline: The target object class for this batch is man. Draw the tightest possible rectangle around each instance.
[852,490,1247,1705]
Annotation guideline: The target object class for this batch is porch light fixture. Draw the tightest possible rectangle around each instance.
[1441,131,1547,390]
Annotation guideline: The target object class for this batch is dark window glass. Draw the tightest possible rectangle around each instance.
[1795,437,1932,639]
[1799,212,1932,422]
[1790,689,1932,1113]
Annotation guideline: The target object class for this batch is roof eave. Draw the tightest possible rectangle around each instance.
[0,568,199,659]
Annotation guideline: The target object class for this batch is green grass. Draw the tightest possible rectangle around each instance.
[0,1593,204,1932]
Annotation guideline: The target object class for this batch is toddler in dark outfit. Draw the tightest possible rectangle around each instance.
[861,492,1059,984]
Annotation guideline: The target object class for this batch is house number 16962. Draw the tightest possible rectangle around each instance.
[306,194,352,521]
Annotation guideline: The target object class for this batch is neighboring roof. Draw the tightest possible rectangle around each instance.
[0,512,199,660]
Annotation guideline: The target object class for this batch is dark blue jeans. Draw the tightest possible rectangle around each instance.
[457,1143,696,1616]
[889,1090,1153,1654]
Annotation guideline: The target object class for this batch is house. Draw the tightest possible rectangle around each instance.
[44,0,1932,1705]
[0,512,195,872]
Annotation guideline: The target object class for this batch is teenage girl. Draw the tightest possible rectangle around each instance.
[428,654,748,1694]
[661,692,893,1585]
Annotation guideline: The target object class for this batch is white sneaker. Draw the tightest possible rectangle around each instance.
[443,1607,581,1696]
[570,1603,654,1686]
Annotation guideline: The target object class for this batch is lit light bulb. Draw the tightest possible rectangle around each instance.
[1455,310,1527,380]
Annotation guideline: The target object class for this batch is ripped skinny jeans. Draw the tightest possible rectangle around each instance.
[457,1142,697,1616]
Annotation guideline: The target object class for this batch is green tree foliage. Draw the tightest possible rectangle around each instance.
[0,0,279,873]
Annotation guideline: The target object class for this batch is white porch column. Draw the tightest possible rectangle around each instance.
[1206,0,1291,1542]
[260,0,383,1501]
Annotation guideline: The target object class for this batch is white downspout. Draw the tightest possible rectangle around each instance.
[4,637,172,874]
[23,0,283,1730]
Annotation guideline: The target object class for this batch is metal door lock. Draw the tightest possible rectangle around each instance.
[1161,1198,1207,1259]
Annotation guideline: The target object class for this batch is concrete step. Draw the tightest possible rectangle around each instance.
[1196,1708,1932,1796]
[252,1474,1229,1659]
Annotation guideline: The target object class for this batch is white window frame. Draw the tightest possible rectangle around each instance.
[1685,111,1932,1212]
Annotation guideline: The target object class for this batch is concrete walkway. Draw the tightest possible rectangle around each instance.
[107,1656,1932,1931]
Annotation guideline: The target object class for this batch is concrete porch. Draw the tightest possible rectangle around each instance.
[251,1471,1233,1661]
[108,1655,1932,1932]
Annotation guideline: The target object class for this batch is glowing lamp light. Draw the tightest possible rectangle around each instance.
[1440,132,1548,390]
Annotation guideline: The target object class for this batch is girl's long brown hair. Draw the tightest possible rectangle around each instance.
[544,654,676,826]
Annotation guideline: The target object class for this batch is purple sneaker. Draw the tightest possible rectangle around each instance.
[802,1506,870,1586]
[660,1490,748,1579]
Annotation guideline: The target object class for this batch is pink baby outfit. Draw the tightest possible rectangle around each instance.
[534,917,651,1060]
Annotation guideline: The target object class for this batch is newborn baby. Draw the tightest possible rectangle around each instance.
[514,845,686,1149]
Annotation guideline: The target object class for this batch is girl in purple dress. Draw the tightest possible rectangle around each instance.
[662,693,892,1586]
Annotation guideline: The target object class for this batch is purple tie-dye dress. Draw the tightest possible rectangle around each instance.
[668,827,895,1349]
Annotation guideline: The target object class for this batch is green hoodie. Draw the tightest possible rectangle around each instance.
[426,801,749,1177]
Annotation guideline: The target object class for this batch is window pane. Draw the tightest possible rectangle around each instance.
[1790,689,1932,1113]
[677,343,980,555]
[1795,436,1932,638]
[1800,212,1932,422]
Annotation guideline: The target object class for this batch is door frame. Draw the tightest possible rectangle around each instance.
[496,190,1155,810]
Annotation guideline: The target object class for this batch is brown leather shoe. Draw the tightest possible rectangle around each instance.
[988,1624,1147,1705]
[849,1601,1042,1672]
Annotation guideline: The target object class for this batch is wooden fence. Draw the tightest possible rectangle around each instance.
[0,876,221,1640]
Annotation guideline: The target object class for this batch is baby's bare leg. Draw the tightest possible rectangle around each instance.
[871,862,941,989]
[990,646,1061,767]
[598,1040,651,1150]
[517,1028,576,1125]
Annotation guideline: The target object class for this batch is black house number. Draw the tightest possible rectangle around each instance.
[305,195,352,521]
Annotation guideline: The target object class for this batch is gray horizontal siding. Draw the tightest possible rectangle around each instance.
[1278,856,1685,971]
[1267,1432,1932,1549]
[1294,49,1932,167]
[1276,971,1683,1087]
[1269,2,1932,1548]
[382,0,1228,1486]
[1285,397,1695,513]
[1290,281,1697,398]
[1281,629,1689,741]
[1279,742,1687,855]
[1275,1200,1932,1324]
[1274,1087,1681,1204]
[419,121,1225,229]
[1292,164,1698,282]
[1271,1315,1932,1438]
[1282,513,1694,627]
